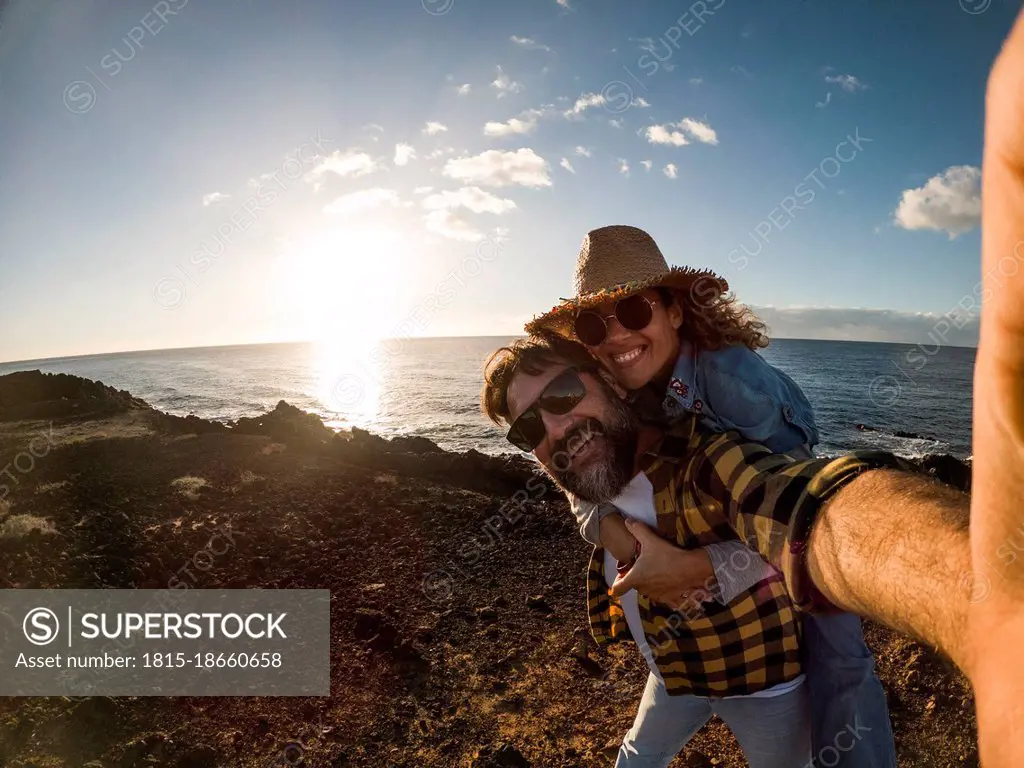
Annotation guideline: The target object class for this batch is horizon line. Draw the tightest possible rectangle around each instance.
[0,334,979,368]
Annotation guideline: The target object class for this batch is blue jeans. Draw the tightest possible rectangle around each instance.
[804,613,896,768]
[616,673,811,768]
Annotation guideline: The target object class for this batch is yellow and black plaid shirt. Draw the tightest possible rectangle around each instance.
[587,415,909,697]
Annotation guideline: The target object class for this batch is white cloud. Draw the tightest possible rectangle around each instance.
[679,118,718,145]
[442,148,552,188]
[483,117,537,137]
[752,306,979,346]
[663,163,678,179]
[609,119,624,129]
[413,186,434,194]
[816,93,832,108]
[422,122,449,135]
[893,165,981,238]
[394,143,416,166]
[202,192,230,206]
[565,92,605,117]
[492,66,524,97]
[689,77,704,85]
[457,83,472,95]
[574,146,592,157]
[641,160,652,172]
[556,0,571,8]
[308,149,381,180]
[421,186,517,215]
[825,74,869,92]
[324,187,400,217]
[511,35,552,52]
[564,92,646,119]
[618,159,630,176]
[426,146,456,159]
[424,209,483,242]
[645,118,718,147]
[520,104,559,121]
[645,124,689,147]
[560,158,575,173]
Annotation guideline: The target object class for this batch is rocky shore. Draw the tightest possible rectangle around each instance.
[0,371,977,767]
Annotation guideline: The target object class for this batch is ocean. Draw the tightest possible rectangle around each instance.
[0,337,974,459]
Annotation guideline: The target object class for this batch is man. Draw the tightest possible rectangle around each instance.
[481,332,972,766]
[479,10,1024,765]
[609,15,1024,765]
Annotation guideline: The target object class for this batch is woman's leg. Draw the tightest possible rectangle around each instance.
[711,681,812,768]
[615,673,713,767]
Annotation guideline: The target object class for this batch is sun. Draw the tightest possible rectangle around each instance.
[274,224,419,426]
[276,224,412,348]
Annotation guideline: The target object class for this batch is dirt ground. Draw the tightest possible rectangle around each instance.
[0,384,978,767]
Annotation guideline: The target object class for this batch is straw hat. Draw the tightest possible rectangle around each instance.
[524,225,729,338]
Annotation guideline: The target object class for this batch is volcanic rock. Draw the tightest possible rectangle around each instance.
[471,743,531,767]
[0,370,149,421]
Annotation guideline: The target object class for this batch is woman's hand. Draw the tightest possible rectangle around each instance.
[610,520,716,611]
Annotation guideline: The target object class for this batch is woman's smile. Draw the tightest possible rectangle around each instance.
[610,345,649,368]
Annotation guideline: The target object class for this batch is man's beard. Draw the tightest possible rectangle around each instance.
[547,396,639,503]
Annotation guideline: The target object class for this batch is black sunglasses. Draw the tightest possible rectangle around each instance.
[573,294,658,347]
[506,367,591,452]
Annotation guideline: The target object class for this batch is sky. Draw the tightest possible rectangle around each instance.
[0,0,1019,362]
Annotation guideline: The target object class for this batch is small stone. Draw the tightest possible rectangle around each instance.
[176,744,219,767]
[525,595,553,614]
[494,694,525,713]
[476,606,498,623]
[471,742,531,767]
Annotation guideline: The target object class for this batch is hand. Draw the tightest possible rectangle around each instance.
[968,10,1024,766]
[610,520,716,611]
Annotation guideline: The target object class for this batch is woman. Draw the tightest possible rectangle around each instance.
[525,224,895,768]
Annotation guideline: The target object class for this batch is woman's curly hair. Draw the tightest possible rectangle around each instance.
[658,284,769,351]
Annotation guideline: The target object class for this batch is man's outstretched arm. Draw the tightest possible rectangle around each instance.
[807,468,972,669]
[690,437,974,665]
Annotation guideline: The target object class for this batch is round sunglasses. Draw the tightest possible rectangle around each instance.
[573,294,658,347]
[506,367,590,452]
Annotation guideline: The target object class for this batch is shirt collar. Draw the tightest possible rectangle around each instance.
[636,414,700,474]
[662,339,698,413]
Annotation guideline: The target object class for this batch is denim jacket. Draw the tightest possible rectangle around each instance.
[573,340,819,549]
[661,339,819,453]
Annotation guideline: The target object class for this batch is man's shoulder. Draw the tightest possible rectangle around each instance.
[643,419,741,480]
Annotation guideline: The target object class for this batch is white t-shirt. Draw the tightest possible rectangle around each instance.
[604,472,804,698]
